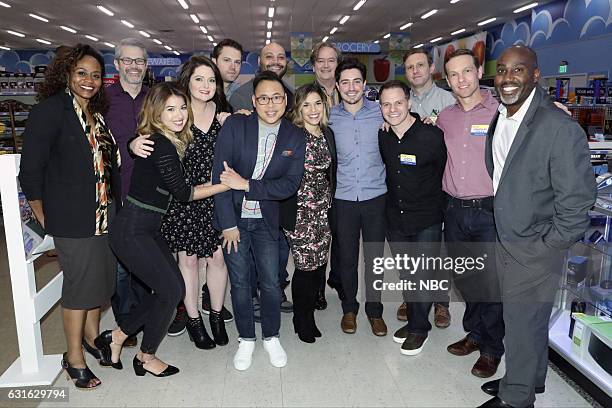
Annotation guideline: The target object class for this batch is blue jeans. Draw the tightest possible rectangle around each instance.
[249,230,289,298]
[224,218,281,339]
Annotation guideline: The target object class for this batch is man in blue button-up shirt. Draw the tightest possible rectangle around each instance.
[329,58,387,336]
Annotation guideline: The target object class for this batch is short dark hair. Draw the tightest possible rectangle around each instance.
[379,80,411,100]
[444,48,480,76]
[212,38,243,59]
[335,58,366,82]
[253,70,285,93]
[403,49,433,65]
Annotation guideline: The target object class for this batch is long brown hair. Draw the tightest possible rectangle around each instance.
[177,55,231,113]
[288,83,330,129]
[38,44,109,115]
[137,82,193,157]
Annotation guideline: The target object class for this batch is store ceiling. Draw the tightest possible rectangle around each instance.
[1,0,553,53]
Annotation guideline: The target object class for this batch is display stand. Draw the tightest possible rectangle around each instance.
[0,154,63,387]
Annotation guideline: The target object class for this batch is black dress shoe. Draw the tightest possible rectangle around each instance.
[133,356,179,377]
[82,338,108,366]
[481,379,545,397]
[477,396,534,408]
[93,330,123,370]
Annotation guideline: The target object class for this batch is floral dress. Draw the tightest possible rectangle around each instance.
[285,129,332,271]
[161,119,221,258]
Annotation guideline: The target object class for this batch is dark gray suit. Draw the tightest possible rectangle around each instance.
[485,86,596,407]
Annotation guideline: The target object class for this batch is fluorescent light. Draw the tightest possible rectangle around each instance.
[265,39,271,45]
[104,42,115,48]
[383,33,390,39]
[139,31,150,38]
[267,21,273,29]
[164,45,172,50]
[84,35,99,41]
[36,38,51,45]
[477,17,497,26]
[421,9,438,19]
[199,26,207,34]
[322,35,329,42]
[152,39,162,44]
[340,15,350,25]
[353,0,366,11]
[514,2,538,13]
[121,20,134,28]
[266,31,272,38]
[413,43,424,48]
[0,1,10,7]
[190,14,199,23]
[60,25,77,33]
[173,50,180,55]
[29,13,49,22]
[400,22,413,30]
[0,45,10,50]
[450,0,461,3]
[330,27,338,34]
[7,30,25,38]
[213,42,217,46]
[430,37,443,43]
[177,0,189,10]
[373,40,379,44]
[96,5,114,16]
[268,7,274,18]
[207,35,214,42]
[451,28,466,35]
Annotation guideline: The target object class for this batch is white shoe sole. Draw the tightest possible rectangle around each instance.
[400,337,428,356]
[167,327,186,337]
[393,334,407,344]
[233,359,252,371]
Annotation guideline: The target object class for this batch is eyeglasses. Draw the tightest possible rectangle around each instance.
[255,95,285,105]
[118,57,146,66]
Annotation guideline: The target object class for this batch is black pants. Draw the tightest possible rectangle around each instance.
[324,204,342,291]
[334,194,386,318]
[444,201,504,358]
[109,202,185,354]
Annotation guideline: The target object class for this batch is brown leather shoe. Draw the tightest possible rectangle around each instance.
[434,304,451,328]
[471,354,501,378]
[341,312,357,334]
[396,302,408,321]
[123,335,138,348]
[368,318,387,336]
[447,336,479,356]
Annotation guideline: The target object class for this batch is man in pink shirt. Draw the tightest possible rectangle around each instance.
[436,49,504,379]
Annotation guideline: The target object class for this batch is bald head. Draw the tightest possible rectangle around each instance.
[494,45,541,116]
[260,42,288,78]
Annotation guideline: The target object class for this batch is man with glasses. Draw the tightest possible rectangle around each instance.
[212,38,243,100]
[105,38,150,348]
[212,71,305,370]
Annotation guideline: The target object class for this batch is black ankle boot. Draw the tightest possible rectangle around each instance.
[209,310,229,346]
[292,269,316,343]
[186,313,216,350]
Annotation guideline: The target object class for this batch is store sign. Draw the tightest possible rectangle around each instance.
[559,65,568,74]
[147,58,182,66]
[332,42,380,54]
[575,87,606,97]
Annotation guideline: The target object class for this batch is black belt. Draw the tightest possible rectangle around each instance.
[447,195,494,209]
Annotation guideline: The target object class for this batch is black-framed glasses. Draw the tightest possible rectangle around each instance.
[118,57,146,66]
[255,95,285,105]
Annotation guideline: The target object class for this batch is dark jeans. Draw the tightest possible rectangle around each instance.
[325,202,342,290]
[224,218,281,339]
[109,202,185,354]
[249,230,289,298]
[334,194,386,318]
[387,223,443,334]
[444,201,504,358]
[111,261,149,328]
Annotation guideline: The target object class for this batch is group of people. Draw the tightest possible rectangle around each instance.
[17,34,596,408]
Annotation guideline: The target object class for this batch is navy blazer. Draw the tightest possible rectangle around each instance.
[212,114,306,238]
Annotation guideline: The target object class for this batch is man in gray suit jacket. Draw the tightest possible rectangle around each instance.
[479,46,596,408]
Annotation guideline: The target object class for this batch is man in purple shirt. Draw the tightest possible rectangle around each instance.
[436,49,504,379]
[106,38,149,347]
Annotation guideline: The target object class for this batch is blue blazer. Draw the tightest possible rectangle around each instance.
[212,114,306,238]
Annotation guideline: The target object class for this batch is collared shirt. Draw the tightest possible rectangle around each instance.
[379,113,446,234]
[315,80,341,107]
[241,120,279,218]
[438,89,498,199]
[492,88,536,194]
[410,83,456,122]
[105,81,148,199]
[225,80,241,101]
[330,98,386,201]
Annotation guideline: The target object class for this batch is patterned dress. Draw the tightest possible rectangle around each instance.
[285,129,332,271]
[161,119,222,258]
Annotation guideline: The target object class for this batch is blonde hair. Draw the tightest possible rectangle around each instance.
[289,83,330,130]
[137,82,193,158]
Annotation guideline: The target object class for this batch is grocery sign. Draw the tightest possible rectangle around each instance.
[332,42,380,54]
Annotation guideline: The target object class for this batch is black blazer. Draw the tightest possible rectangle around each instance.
[279,126,337,232]
[19,92,121,238]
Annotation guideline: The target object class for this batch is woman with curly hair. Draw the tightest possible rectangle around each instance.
[19,44,120,390]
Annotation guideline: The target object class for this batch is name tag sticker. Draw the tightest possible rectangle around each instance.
[400,154,416,166]
[470,124,489,136]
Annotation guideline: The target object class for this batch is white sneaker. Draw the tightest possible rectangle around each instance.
[233,339,255,371]
[262,337,287,368]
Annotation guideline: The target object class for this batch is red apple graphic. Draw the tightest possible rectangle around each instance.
[472,41,486,66]
[374,56,390,82]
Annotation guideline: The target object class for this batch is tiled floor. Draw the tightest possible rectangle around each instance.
[0,229,593,407]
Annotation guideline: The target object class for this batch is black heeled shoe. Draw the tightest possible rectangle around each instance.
[315,290,327,310]
[293,314,316,343]
[82,338,110,366]
[61,352,101,390]
[93,330,123,370]
[133,356,179,377]
[209,310,229,346]
[186,312,216,349]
